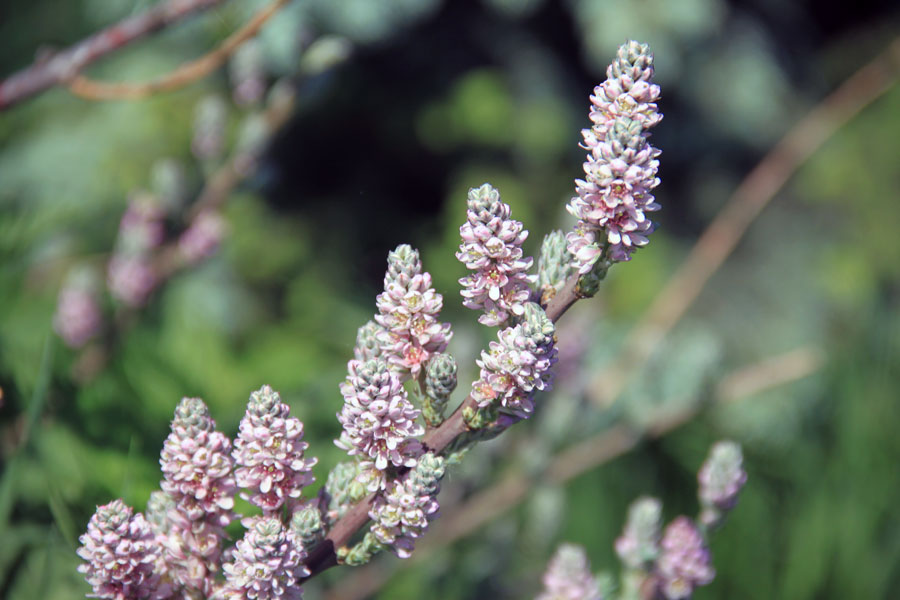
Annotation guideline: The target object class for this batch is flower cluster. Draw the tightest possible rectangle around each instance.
[369,453,446,558]
[220,516,308,600]
[614,496,662,569]
[697,440,747,528]
[107,191,165,307]
[470,302,557,417]
[335,358,423,475]
[160,398,237,526]
[537,543,603,600]
[77,499,169,600]
[76,40,679,597]
[457,183,535,327]
[375,244,452,378]
[178,209,227,265]
[159,397,237,593]
[656,517,715,600]
[233,385,318,515]
[230,40,266,107]
[53,267,102,348]
[608,441,745,599]
[192,94,228,162]
[566,39,662,270]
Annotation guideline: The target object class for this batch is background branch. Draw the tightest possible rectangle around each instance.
[68,0,290,101]
[0,0,227,110]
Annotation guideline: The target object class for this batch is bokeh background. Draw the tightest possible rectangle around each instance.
[1,0,899,598]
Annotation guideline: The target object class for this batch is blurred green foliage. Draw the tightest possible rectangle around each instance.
[0,0,898,599]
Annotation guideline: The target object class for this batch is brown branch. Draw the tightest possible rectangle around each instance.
[68,0,291,101]
[326,345,822,600]
[0,0,227,110]
[300,37,900,584]
[586,36,900,409]
[714,345,824,403]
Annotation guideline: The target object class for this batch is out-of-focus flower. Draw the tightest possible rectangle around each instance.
[233,112,271,176]
[151,158,188,211]
[656,516,715,599]
[567,40,662,270]
[698,440,747,528]
[375,244,452,379]
[233,385,317,515]
[335,358,423,477]
[457,183,535,327]
[537,543,603,600]
[107,254,157,307]
[221,516,307,599]
[54,267,102,348]
[178,210,227,264]
[470,302,557,417]
[369,453,445,558]
[230,40,266,107]
[117,191,166,254]
[615,496,662,570]
[192,95,228,162]
[77,499,170,600]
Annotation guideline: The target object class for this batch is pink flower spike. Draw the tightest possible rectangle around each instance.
[457,183,536,327]
[221,516,307,599]
[375,244,452,379]
[77,499,171,600]
[537,543,603,600]
[566,40,662,271]
[335,358,423,479]
[233,385,318,515]
[656,517,715,599]
[159,397,236,593]
[369,453,445,558]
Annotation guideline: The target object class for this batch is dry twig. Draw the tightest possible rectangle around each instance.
[0,0,226,109]
[68,0,290,101]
